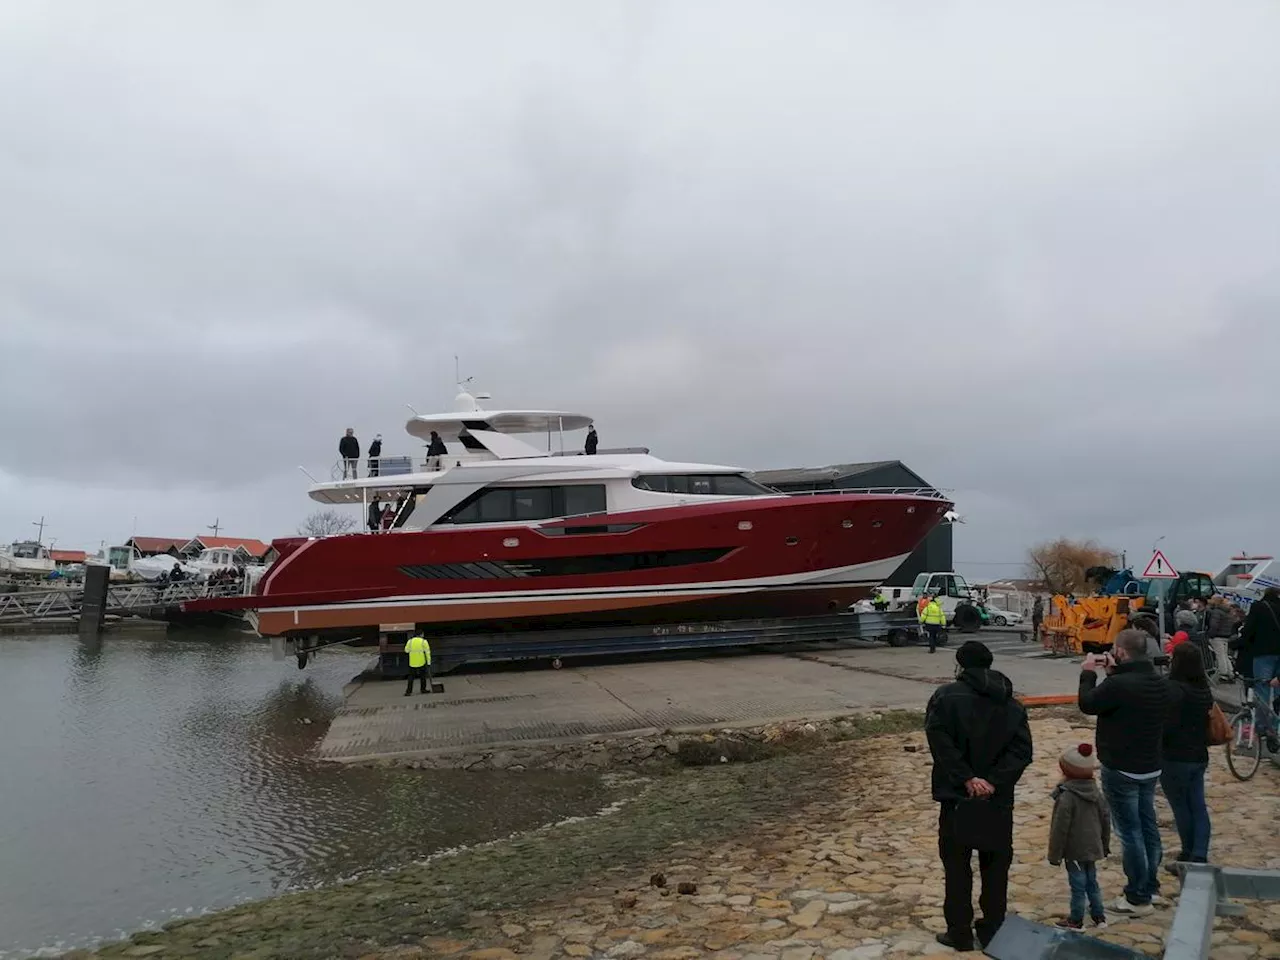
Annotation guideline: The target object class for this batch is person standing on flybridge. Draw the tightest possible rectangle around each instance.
[339,428,360,479]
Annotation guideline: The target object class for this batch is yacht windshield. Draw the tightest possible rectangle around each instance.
[631,474,776,496]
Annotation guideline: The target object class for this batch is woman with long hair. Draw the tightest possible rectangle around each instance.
[1161,643,1214,867]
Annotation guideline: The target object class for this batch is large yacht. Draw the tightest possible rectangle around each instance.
[187,392,951,638]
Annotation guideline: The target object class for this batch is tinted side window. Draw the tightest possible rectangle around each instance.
[443,485,607,524]
[477,489,512,522]
[563,485,606,516]
[711,474,773,495]
[632,474,774,496]
[513,487,553,520]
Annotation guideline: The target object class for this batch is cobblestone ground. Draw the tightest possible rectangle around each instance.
[420,716,1280,960]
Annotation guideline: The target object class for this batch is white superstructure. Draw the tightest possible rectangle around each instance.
[308,390,785,532]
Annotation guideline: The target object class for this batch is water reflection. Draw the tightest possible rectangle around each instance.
[0,630,616,958]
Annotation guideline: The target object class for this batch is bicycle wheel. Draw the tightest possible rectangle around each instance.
[1226,713,1262,781]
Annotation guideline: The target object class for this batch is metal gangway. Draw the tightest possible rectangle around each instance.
[0,581,247,624]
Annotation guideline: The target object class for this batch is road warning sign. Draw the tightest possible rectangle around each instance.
[1142,550,1179,579]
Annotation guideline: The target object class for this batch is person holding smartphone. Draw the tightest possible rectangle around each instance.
[1079,629,1180,917]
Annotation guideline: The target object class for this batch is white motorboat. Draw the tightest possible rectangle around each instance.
[130,553,201,582]
[0,541,56,577]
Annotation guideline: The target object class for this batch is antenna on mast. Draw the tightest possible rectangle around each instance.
[31,516,47,545]
[454,354,473,390]
[207,517,221,537]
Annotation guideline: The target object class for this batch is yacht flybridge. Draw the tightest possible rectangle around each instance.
[187,391,952,639]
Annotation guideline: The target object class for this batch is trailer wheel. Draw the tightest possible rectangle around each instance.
[551,657,564,670]
[887,628,910,647]
[296,650,309,670]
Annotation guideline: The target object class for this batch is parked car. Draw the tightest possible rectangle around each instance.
[987,607,1023,626]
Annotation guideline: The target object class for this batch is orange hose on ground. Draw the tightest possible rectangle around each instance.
[1017,694,1078,706]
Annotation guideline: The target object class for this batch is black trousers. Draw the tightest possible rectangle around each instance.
[925,624,943,652]
[405,665,427,695]
[938,802,1013,944]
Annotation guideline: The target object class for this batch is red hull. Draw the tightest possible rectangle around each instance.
[187,494,948,637]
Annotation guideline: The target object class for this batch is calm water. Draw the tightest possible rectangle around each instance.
[0,629,617,958]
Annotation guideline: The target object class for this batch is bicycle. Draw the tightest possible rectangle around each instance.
[1225,674,1280,781]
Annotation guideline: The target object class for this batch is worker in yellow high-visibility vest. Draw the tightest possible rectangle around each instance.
[404,633,432,696]
[919,593,946,654]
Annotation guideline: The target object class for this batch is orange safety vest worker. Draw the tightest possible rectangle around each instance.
[404,635,432,668]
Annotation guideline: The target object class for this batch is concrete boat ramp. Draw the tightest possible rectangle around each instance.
[317,632,1085,764]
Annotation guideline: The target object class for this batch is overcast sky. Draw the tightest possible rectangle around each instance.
[3,1,1278,578]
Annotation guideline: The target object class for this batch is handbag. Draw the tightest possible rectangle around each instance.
[1207,702,1232,747]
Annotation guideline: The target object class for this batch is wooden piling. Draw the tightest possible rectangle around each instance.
[78,564,110,638]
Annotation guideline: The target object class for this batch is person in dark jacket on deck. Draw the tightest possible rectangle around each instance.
[925,640,1034,952]
[1079,628,1179,916]
[1048,741,1111,930]
[367,434,382,477]
[339,428,360,479]
[1161,643,1215,868]
[584,424,598,455]
[1240,587,1280,754]
[425,430,448,470]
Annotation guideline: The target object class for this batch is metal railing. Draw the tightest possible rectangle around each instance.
[782,486,952,500]
[1165,863,1280,959]
[0,581,247,623]
[328,451,525,481]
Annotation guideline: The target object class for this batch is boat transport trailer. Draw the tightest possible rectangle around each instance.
[278,609,924,676]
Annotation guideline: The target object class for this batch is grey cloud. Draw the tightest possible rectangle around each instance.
[2,0,1279,567]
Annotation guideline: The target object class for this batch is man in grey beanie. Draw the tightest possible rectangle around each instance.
[926,640,1034,952]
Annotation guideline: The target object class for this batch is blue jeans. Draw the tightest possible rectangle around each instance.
[1253,654,1280,736]
[1065,860,1105,923]
[1101,766,1162,905]
[1160,760,1210,862]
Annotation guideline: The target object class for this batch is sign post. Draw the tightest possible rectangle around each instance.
[1143,550,1179,638]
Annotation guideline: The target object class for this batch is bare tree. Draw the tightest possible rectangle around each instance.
[1027,538,1120,595]
[298,509,356,538]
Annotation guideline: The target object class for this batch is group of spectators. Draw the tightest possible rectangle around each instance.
[922,588,1280,952]
[338,428,449,479]
[205,566,245,589]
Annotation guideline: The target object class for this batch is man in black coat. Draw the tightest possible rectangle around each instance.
[1240,586,1280,753]
[584,424,598,455]
[926,640,1034,951]
[339,428,360,479]
[367,434,383,477]
[425,430,448,470]
[1079,628,1179,916]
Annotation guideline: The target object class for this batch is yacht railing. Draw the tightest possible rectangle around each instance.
[550,447,651,457]
[328,453,476,481]
[780,486,952,500]
[327,446,654,480]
